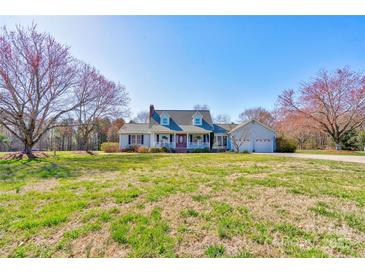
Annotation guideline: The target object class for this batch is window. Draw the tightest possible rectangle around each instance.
[137,135,142,144]
[160,113,170,125]
[215,135,227,147]
[129,134,143,145]
[161,117,169,125]
[223,136,227,146]
[192,112,203,125]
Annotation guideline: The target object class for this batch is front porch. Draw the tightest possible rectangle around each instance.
[151,133,211,150]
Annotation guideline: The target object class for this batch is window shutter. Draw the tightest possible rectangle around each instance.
[141,135,144,145]
[170,134,173,142]
[189,135,192,142]
[128,135,131,145]
[157,134,159,142]
[203,135,206,142]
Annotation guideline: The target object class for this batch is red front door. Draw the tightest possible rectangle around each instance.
[176,134,187,148]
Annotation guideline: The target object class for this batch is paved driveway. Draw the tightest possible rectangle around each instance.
[264,153,365,164]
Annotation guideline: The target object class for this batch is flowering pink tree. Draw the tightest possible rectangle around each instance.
[0,25,85,158]
[278,68,365,150]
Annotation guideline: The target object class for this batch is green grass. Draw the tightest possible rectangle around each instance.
[1,151,365,257]
[205,244,225,258]
[111,208,174,257]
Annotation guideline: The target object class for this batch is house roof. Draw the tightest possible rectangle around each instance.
[150,125,212,134]
[118,123,150,134]
[119,108,269,135]
[150,109,214,131]
[213,123,238,133]
[119,123,212,134]
[153,110,213,124]
[229,119,276,134]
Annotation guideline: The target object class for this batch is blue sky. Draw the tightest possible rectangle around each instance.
[1,16,365,121]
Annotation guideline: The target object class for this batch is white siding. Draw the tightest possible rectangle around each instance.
[229,121,275,153]
[119,134,151,149]
[143,134,150,147]
[120,134,129,149]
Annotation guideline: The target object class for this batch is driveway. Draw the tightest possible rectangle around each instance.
[264,153,365,164]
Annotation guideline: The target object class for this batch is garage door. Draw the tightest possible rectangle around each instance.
[254,138,273,153]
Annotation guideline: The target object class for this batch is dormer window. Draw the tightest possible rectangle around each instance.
[192,112,203,126]
[194,117,202,125]
[160,112,170,126]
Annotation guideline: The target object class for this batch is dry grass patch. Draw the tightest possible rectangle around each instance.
[1,152,365,257]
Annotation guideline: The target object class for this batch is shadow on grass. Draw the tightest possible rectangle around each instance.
[0,153,166,183]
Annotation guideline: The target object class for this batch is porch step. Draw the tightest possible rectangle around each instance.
[175,148,187,153]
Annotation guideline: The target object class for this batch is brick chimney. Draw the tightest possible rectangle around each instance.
[149,104,155,117]
[149,104,155,126]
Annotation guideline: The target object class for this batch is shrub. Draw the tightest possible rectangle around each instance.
[276,137,297,153]
[137,146,149,153]
[242,150,250,154]
[100,142,119,153]
[189,148,210,153]
[358,131,365,150]
[148,147,162,153]
[121,144,140,152]
[160,146,169,153]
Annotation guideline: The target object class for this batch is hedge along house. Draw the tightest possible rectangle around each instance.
[118,105,276,152]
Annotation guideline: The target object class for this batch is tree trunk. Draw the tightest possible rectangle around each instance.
[24,143,36,159]
[84,135,89,151]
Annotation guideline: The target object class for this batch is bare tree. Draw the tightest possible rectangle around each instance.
[213,114,231,124]
[229,126,251,152]
[238,107,274,127]
[75,63,129,151]
[134,111,149,123]
[0,25,85,158]
[193,104,210,110]
[278,67,365,150]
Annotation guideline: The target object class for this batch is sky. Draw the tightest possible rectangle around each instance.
[1,16,365,122]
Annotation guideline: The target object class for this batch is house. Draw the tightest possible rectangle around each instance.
[118,105,276,153]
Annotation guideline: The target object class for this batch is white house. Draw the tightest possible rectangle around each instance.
[119,105,276,153]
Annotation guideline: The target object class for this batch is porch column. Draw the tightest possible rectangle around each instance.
[151,133,154,147]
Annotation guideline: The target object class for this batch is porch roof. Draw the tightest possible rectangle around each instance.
[118,123,149,134]
[119,123,212,134]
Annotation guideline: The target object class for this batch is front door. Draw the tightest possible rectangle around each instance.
[176,134,187,148]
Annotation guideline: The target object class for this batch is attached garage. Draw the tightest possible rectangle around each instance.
[229,119,276,153]
[254,138,274,153]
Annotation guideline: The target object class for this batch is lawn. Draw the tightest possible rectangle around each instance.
[297,150,365,156]
[1,152,365,258]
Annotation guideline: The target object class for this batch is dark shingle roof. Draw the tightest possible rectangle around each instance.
[118,123,149,133]
[213,123,238,133]
[151,109,214,131]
